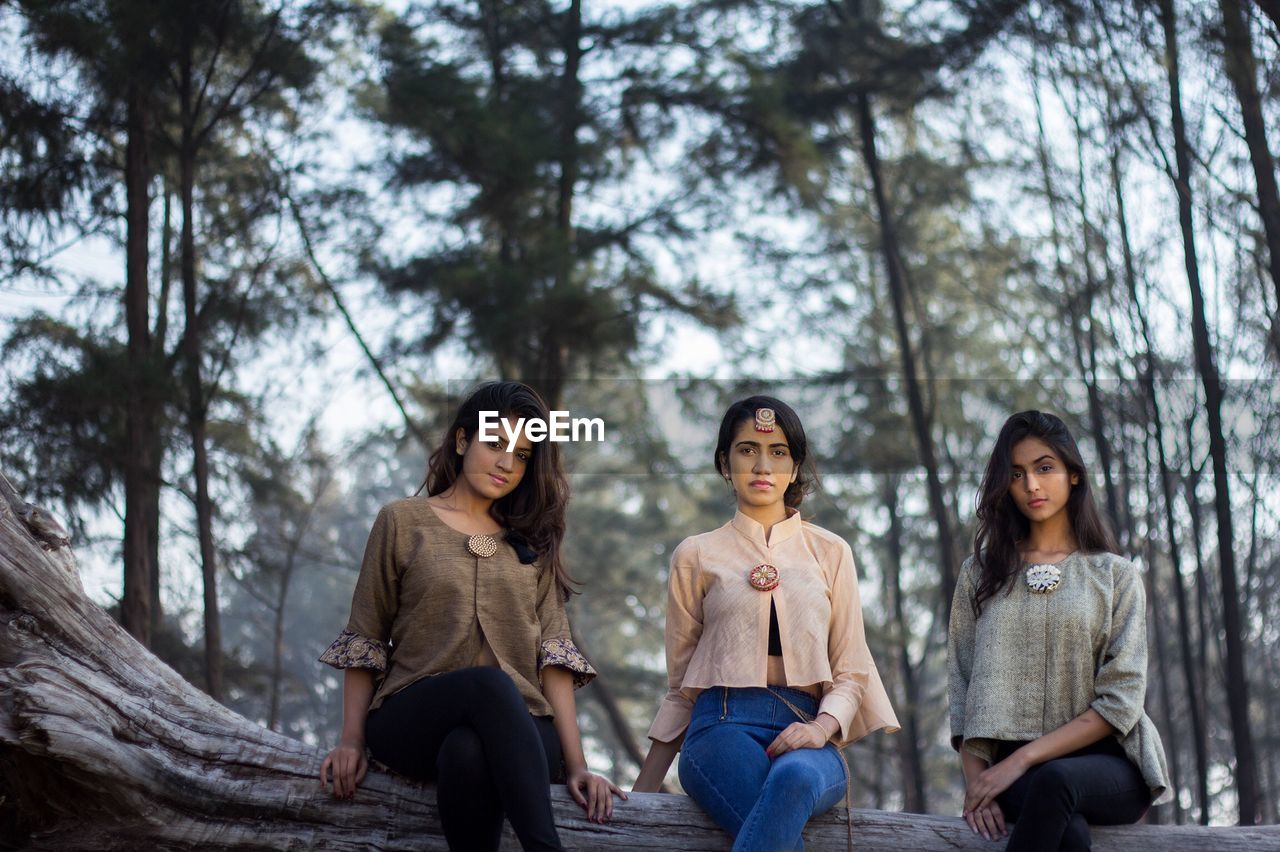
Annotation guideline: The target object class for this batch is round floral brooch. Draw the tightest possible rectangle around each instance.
[467,533,499,558]
[748,563,780,592]
[1025,563,1062,593]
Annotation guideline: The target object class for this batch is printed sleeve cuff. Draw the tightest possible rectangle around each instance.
[318,628,388,673]
[539,637,597,688]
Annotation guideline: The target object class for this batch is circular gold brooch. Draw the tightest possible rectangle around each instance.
[467,534,499,558]
[1025,563,1062,593]
[748,563,780,592]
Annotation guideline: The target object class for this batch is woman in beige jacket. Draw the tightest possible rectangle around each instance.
[948,410,1168,851]
[634,395,898,851]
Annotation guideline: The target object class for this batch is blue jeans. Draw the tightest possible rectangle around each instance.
[679,687,848,852]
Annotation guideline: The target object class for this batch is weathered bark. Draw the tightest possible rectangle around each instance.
[1157,0,1261,823]
[853,90,959,615]
[1219,0,1280,356]
[4,476,1278,850]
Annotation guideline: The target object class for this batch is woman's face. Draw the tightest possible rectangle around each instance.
[723,417,798,511]
[1008,437,1077,524]
[455,417,534,502]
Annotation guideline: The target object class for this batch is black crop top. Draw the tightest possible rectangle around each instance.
[768,598,782,656]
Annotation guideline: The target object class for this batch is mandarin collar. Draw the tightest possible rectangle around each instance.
[730,508,801,547]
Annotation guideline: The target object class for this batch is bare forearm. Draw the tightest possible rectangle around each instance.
[340,668,376,744]
[633,737,682,792]
[1012,708,1115,770]
[542,666,588,773]
[960,746,989,787]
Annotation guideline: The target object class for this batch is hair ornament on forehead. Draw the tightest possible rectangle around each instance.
[754,408,776,433]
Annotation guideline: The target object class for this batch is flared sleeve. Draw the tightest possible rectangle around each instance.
[318,507,397,673]
[647,537,704,744]
[818,540,899,746]
[535,559,596,689]
[1090,559,1148,736]
[947,558,977,750]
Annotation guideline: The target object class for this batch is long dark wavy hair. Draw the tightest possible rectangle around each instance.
[714,395,818,509]
[418,381,575,599]
[971,410,1118,616]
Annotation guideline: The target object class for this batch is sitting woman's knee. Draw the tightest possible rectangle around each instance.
[1027,761,1075,799]
[766,755,824,793]
[437,726,489,780]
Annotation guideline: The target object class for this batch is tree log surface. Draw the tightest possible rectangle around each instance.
[2,477,1277,850]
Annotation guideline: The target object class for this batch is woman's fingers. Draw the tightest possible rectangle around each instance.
[339,755,354,799]
[990,803,1006,837]
[973,808,992,840]
[355,754,368,786]
[589,778,604,821]
[977,806,1002,841]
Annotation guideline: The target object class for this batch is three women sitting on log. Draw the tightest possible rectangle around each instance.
[320,384,1167,852]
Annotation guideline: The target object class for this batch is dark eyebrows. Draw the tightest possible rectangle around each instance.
[734,439,791,450]
[1011,453,1058,469]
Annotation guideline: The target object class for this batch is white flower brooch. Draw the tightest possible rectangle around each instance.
[1025,563,1063,593]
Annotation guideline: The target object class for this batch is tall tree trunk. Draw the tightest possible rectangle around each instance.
[1067,92,1122,534]
[883,478,927,813]
[1157,0,1259,822]
[178,45,223,702]
[268,548,295,732]
[853,90,958,614]
[150,183,175,641]
[1033,64,1121,535]
[1142,454,1182,824]
[122,87,157,648]
[530,0,584,414]
[1219,0,1280,355]
[1110,136,1210,822]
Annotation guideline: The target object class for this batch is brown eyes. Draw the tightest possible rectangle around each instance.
[485,440,531,462]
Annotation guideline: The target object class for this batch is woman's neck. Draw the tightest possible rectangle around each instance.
[1023,511,1077,556]
[432,481,494,521]
[737,502,788,544]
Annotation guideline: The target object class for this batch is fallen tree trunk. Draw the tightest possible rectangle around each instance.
[2,475,1277,850]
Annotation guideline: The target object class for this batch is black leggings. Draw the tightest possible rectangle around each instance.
[365,667,565,852]
[996,738,1151,852]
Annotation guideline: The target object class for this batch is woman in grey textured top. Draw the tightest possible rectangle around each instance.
[948,411,1169,851]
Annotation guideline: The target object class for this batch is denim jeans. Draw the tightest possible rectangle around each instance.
[679,686,848,852]
[995,737,1151,852]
